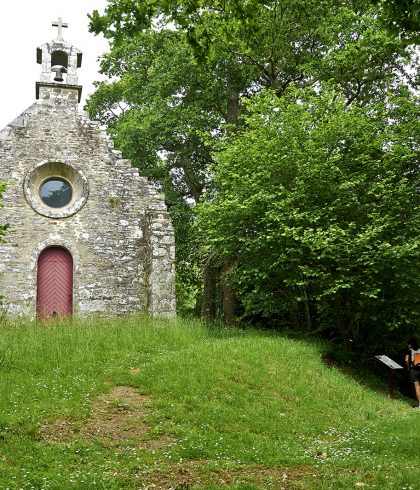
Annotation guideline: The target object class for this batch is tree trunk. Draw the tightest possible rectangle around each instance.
[218,87,241,326]
[221,260,237,326]
[226,88,241,126]
[201,260,217,319]
[301,286,312,331]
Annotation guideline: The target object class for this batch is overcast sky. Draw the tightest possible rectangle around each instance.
[0,0,110,129]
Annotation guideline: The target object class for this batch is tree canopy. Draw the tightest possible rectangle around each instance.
[196,85,420,344]
[373,0,420,43]
[90,0,420,46]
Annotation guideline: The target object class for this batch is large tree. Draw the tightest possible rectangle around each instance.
[88,0,416,320]
[196,85,420,345]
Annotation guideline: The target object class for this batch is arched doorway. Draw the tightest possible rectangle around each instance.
[37,247,73,317]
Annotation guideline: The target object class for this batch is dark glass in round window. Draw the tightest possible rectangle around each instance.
[39,178,72,208]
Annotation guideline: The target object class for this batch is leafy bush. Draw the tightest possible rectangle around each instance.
[197,85,420,347]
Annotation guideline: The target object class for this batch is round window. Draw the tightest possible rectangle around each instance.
[25,161,89,218]
[39,178,73,208]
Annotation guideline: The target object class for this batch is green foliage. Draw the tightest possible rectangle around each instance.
[373,0,420,43]
[89,0,420,47]
[87,1,416,320]
[0,317,419,488]
[90,0,413,101]
[196,85,420,344]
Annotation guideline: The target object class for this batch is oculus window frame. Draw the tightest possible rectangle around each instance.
[24,161,89,218]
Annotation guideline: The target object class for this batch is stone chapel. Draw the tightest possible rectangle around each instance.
[0,19,176,318]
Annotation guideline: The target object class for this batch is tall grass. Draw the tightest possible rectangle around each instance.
[0,316,418,489]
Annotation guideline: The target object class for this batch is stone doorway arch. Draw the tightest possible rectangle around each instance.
[37,247,73,318]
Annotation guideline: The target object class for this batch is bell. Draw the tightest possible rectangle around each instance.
[54,71,63,82]
[51,65,67,82]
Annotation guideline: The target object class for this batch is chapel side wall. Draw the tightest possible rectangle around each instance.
[0,88,162,317]
[145,205,176,318]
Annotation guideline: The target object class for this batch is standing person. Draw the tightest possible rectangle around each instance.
[406,338,420,409]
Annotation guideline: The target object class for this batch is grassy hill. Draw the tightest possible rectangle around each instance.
[0,317,418,489]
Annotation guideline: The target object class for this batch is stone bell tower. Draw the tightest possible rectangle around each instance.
[36,17,83,103]
[0,19,176,318]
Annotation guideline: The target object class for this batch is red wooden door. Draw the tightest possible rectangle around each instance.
[37,247,73,317]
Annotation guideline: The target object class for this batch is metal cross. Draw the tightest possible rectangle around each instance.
[52,17,68,38]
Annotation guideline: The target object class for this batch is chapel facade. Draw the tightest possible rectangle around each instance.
[0,19,176,318]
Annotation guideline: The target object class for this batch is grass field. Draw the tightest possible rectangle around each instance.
[0,316,418,489]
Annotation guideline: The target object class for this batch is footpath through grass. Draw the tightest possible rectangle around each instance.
[0,316,418,489]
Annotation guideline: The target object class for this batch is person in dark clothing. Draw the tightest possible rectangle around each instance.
[405,338,420,409]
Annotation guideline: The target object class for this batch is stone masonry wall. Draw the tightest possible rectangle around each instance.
[0,85,175,317]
